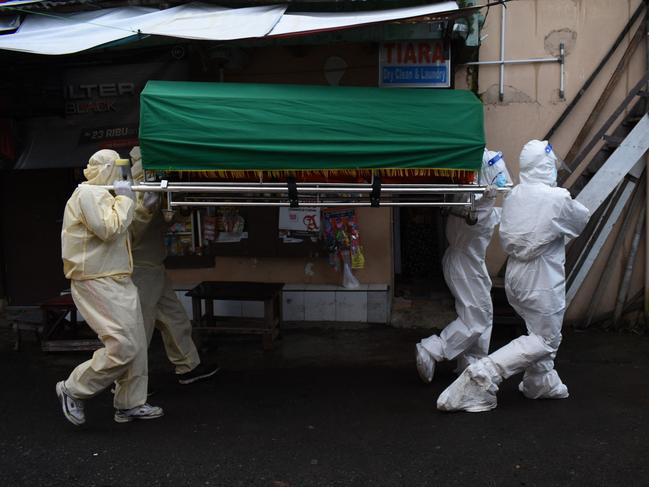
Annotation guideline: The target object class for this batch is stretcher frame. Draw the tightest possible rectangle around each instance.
[102,177,509,209]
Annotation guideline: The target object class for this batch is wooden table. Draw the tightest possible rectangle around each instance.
[186,281,284,350]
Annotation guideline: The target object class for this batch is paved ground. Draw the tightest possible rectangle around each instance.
[1,322,649,487]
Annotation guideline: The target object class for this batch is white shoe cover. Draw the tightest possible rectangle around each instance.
[437,363,498,413]
[415,344,435,384]
[518,370,569,399]
[453,354,482,375]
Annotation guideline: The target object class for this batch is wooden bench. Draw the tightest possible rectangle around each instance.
[186,281,284,350]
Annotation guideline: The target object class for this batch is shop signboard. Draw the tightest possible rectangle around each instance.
[14,59,189,169]
[379,40,450,88]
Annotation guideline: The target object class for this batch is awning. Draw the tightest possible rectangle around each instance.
[0,4,288,55]
[139,81,484,175]
[0,1,459,56]
[270,2,457,37]
[0,0,44,7]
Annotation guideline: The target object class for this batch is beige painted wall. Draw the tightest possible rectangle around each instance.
[455,0,647,322]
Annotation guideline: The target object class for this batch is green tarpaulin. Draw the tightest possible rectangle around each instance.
[139,81,484,174]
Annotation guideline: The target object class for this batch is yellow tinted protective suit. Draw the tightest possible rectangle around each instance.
[61,149,149,410]
[62,149,134,280]
[130,150,200,374]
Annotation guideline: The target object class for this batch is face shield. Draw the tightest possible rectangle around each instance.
[115,158,133,182]
[545,142,571,177]
[544,142,574,187]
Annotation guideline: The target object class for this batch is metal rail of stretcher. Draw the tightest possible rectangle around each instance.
[98,179,511,209]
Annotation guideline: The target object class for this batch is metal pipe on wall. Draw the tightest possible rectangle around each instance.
[559,42,566,100]
[499,3,506,102]
[466,57,560,66]
[462,6,565,101]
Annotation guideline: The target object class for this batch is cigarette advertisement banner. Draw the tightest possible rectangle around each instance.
[14,59,189,169]
[379,40,451,88]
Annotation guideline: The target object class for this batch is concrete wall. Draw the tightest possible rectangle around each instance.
[455,0,647,322]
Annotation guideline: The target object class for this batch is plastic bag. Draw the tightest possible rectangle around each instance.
[341,250,360,289]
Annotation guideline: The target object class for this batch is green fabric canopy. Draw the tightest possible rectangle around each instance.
[139,81,484,173]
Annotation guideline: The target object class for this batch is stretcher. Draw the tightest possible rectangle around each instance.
[110,80,498,209]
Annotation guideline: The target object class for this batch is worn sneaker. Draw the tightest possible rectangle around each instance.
[56,381,85,426]
[415,344,435,384]
[114,403,164,423]
[178,362,220,385]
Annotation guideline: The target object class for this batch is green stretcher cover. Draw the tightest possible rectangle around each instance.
[139,80,485,173]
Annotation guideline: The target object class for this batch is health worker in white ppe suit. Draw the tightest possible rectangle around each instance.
[415,149,511,383]
[437,140,590,413]
[56,149,163,425]
[129,147,219,385]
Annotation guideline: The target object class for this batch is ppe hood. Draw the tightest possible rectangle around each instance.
[83,149,122,186]
[518,140,558,186]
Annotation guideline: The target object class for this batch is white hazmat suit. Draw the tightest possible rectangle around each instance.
[437,140,590,412]
[129,147,202,379]
[416,149,511,382]
[58,149,160,422]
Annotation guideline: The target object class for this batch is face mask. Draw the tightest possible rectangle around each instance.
[493,172,507,188]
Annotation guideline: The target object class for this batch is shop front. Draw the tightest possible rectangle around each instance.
[0,0,486,326]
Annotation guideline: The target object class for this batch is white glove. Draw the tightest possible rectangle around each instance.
[143,192,160,211]
[482,184,498,200]
[113,180,135,201]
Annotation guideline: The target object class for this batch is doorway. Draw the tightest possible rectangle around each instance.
[393,207,449,299]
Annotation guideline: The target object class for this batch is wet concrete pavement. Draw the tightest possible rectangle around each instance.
[1,323,649,487]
